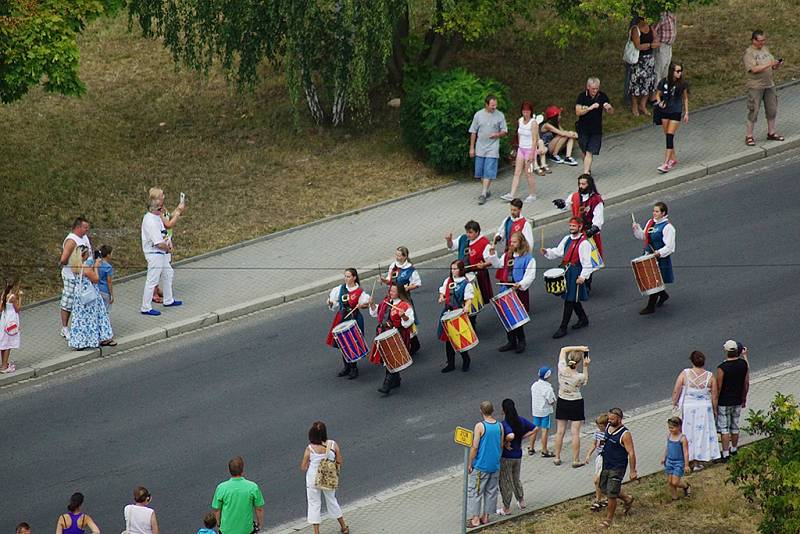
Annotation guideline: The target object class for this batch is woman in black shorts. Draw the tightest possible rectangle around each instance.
[654,62,689,174]
[553,345,591,467]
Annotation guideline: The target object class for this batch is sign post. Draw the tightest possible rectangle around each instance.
[454,426,474,534]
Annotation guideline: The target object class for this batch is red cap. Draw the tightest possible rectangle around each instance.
[545,105,562,120]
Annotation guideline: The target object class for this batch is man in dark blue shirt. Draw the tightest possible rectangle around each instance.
[599,407,637,529]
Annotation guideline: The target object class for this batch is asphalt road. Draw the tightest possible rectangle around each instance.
[3,154,800,532]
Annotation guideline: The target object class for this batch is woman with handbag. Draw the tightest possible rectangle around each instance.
[301,421,349,534]
[627,16,660,116]
[0,277,22,373]
[68,246,116,350]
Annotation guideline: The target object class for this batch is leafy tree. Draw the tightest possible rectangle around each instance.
[728,393,800,534]
[0,0,121,103]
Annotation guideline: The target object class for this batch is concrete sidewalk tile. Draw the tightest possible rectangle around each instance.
[289,276,344,302]
[35,350,101,376]
[705,146,766,175]
[100,327,167,356]
[164,313,219,337]
[0,367,35,386]
[761,133,800,156]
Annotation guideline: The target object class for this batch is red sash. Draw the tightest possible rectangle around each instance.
[643,218,655,249]
[325,286,364,347]
[562,236,585,266]
[497,218,527,281]
[465,236,490,269]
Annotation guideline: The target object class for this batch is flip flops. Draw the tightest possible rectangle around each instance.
[541,451,555,458]
[767,133,785,141]
[745,136,756,146]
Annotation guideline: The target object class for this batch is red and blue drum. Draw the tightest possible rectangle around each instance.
[332,320,369,363]
[491,289,531,332]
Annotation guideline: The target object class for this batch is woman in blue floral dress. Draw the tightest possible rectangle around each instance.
[68,246,115,350]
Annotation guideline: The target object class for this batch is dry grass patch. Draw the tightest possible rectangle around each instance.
[2,0,798,300]
[484,463,761,533]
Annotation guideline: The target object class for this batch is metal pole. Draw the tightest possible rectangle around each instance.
[462,447,469,534]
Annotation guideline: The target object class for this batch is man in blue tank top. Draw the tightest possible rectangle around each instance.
[467,401,505,527]
[599,408,637,529]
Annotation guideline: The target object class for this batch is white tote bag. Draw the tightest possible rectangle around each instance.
[623,26,640,65]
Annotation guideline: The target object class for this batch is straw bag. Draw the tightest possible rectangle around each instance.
[314,440,340,491]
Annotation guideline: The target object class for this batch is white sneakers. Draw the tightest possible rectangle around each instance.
[60,326,70,340]
[524,195,537,203]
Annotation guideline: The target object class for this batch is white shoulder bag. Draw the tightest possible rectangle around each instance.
[623,26,640,65]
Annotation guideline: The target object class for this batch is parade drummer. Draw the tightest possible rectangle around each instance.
[541,217,597,339]
[438,260,474,374]
[487,231,536,354]
[553,174,605,258]
[369,284,414,395]
[494,199,534,282]
[381,246,422,354]
[632,201,676,314]
[446,220,494,323]
[326,268,371,379]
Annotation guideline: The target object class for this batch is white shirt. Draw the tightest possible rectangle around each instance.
[61,232,91,279]
[633,216,676,257]
[530,379,556,417]
[141,212,168,254]
[495,216,534,249]
[369,298,415,328]
[517,117,535,149]
[385,261,422,288]
[438,276,475,301]
[123,504,154,534]
[562,193,605,228]
[327,283,370,312]
[486,251,536,291]
[543,234,596,279]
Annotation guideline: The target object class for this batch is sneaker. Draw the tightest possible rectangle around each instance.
[523,195,537,203]
[478,194,487,205]
[500,192,514,201]
[485,190,492,199]
[141,309,162,316]
[657,163,670,173]
[550,154,565,164]
[0,363,16,374]
[667,159,678,170]
[563,156,577,166]
[163,300,183,307]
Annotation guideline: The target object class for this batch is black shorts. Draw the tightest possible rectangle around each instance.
[656,110,682,124]
[578,132,602,155]
[599,467,626,498]
[555,397,585,421]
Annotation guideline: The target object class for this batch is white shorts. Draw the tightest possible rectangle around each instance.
[594,455,603,476]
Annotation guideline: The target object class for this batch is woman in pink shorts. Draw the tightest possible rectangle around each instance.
[503,101,544,204]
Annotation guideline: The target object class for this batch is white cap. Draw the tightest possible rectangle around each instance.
[723,340,738,351]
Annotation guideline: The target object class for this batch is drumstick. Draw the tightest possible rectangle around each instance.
[541,227,544,246]
[498,282,517,286]
[371,278,377,297]
[631,213,636,225]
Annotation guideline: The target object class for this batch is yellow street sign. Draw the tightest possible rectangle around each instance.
[454,426,473,447]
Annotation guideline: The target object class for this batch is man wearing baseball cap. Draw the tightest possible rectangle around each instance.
[529,366,556,457]
[716,340,750,461]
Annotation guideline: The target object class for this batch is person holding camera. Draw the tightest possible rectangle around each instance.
[552,345,590,467]
[140,187,183,316]
[744,30,784,146]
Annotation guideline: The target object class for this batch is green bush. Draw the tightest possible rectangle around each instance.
[728,393,800,534]
[401,68,511,173]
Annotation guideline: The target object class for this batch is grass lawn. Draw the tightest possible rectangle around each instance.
[2,0,798,301]
[484,463,762,533]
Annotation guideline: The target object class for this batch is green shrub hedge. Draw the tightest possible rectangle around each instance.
[401,68,511,173]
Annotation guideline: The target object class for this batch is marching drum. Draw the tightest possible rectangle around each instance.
[441,309,479,352]
[373,328,413,373]
[631,254,665,296]
[543,268,567,295]
[466,272,484,316]
[491,289,531,332]
[332,320,369,363]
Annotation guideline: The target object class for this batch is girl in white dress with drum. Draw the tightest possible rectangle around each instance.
[632,201,675,315]
[369,284,415,395]
[326,269,371,380]
[438,260,475,373]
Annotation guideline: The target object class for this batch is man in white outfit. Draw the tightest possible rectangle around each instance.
[141,188,182,315]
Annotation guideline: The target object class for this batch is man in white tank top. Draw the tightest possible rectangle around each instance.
[58,217,92,339]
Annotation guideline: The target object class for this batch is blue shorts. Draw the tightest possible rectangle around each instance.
[664,459,685,477]
[532,415,552,429]
[474,156,498,179]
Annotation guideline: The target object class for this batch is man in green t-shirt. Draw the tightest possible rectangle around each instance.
[212,456,265,534]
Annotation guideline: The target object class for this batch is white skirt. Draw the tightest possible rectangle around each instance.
[681,394,721,462]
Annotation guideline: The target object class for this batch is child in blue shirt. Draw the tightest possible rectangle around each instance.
[97,245,114,312]
[198,511,217,534]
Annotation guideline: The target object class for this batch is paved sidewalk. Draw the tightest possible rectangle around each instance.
[269,362,800,534]
[3,83,800,386]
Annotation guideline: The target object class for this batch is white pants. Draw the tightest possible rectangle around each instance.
[655,43,673,82]
[141,253,174,312]
[306,487,342,524]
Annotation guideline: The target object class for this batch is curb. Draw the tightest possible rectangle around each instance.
[5,138,800,389]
